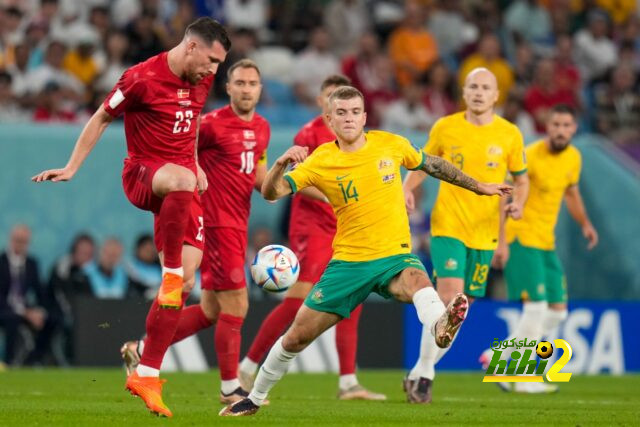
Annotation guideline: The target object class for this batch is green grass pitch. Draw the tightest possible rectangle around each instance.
[1,369,639,426]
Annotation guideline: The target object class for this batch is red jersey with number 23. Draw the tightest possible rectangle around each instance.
[289,116,337,236]
[198,105,270,230]
[103,52,213,168]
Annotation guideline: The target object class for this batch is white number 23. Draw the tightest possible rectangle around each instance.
[173,110,193,134]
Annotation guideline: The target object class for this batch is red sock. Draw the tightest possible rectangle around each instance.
[171,302,214,344]
[139,299,184,369]
[336,304,363,375]
[159,190,192,268]
[215,313,244,380]
[246,297,303,363]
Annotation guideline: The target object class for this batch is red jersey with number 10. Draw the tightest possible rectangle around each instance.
[103,52,213,168]
[289,116,337,236]
[198,105,270,230]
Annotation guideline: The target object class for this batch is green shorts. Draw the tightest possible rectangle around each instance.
[430,236,494,298]
[504,239,567,303]
[304,254,427,318]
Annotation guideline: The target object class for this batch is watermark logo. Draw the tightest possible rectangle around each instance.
[482,338,573,383]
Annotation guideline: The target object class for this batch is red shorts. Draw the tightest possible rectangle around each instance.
[288,233,333,284]
[122,159,204,252]
[201,226,248,291]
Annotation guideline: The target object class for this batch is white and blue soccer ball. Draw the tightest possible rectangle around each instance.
[250,244,300,293]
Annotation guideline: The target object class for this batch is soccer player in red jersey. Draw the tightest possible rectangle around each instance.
[119,59,270,404]
[32,18,231,417]
[238,75,385,400]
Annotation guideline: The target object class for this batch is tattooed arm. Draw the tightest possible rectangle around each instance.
[421,154,512,196]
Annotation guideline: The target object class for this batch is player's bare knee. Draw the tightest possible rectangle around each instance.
[282,327,311,353]
[168,173,196,192]
[200,298,220,322]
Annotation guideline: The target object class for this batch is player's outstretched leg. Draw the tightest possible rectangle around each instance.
[220,306,340,416]
[238,297,304,390]
[335,304,386,401]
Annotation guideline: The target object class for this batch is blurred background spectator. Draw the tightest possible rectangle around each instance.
[83,238,129,299]
[126,233,162,299]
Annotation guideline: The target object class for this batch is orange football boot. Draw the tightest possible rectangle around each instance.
[125,371,172,417]
[157,272,183,309]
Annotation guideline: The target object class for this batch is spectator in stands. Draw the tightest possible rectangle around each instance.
[458,33,514,106]
[124,9,167,65]
[573,9,618,83]
[24,19,49,71]
[223,0,268,37]
[32,81,77,123]
[381,81,435,134]
[388,0,439,87]
[0,71,28,122]
[83,238,129,299]
[323,0,371,57]
[88,5,111,43]
[47,232,94,363]
[62,28,101,87]
[365,55,398,128]
[290,26,340,107]
[504,0,553,49]
[24,40,83,100]
[94,30,130,94]
[553,34,581,93]
[422,61,457,119]
[126,234,162,299]
[524,58,579,133]
[499,91,536,141]
[213,28,257,101]
[6,42,31,104]
[594,63,640,145]
[427,0,478,64]
[512,42,535,90]
[0,7,24,58]
[167,0,196,46]
[0,225,59,366]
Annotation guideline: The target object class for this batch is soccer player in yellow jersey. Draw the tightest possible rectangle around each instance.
[481,104,598,393]
[220,86,511,416]
[402,68,530,403]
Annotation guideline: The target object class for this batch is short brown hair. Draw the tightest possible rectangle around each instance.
[328,86,364,107]
[186,17,232,51]
[227,58,261,79]
[321,74,351,91]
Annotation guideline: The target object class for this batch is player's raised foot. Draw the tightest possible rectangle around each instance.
[433,293,468,348]
[405,377,433,404]
[120,340,141,376]
[514,382,558,394]
[125,371,172,417]
[478,352,511,392]
[218,397,260,417]
[338,384,387,401]
[157,272,183,309]
[221,387,269,405]
[238,368,256,391]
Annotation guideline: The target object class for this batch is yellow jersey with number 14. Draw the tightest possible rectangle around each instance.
[506,140,581,250]
[284,130,425,262]
[425,112,527,250]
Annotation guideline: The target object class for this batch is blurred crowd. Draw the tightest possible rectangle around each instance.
[0,0,638,152]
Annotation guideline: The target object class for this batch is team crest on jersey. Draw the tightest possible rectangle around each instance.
[378,159,393,170]
[487,145,503,156]
[382,173,396,184]
[243,130,256,139]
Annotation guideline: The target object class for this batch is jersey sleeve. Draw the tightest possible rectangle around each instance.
[258,152,267,166]
[569,150,582,186]
[507,128,527,175]
[293,127,310,148]
[397,136,426,171]
[103,68,145,117]
[283,155,318,194]
[423,119,443,155]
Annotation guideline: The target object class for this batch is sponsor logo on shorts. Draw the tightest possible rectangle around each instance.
[444,258,458,270]
[469,284,483,291]
[483,338,573,383]
[311,289,324,303]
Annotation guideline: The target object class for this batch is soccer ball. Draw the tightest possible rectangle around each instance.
[536,341,554,359]
[250,244,300,293]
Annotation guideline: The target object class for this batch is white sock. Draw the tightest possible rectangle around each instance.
[137,339,144,356]
[248,336,298,406]
[412,287,446,331]
[239,357,259,374]
[502,301,547,360]
[136,364,159,377]
[339,374,358,390]
[162,266,184,277]
[542,308,568,336]
[408,327,438,380]
[221,378,241,395]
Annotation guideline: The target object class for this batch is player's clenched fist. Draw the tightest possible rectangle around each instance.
[31,167,76,183]
[277,146,308,166]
